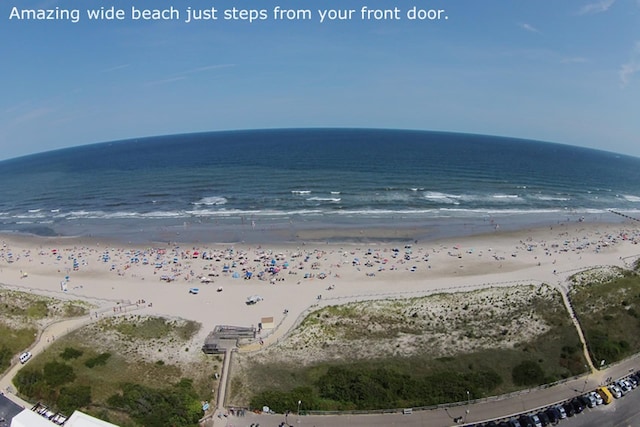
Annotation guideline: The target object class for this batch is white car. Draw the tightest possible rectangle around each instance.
[616,380,630,395]
[589,391,604,405]
[19,351,32,364]
[609,384,623,398]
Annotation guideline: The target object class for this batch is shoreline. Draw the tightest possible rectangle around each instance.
[0,210,629,246]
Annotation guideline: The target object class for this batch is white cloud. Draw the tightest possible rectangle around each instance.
[619,41,640,87]
[579,0,616,14]
[619,63,640,86]
[518,23,540,33]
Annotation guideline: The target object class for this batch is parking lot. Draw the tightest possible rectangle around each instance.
[467,372,640,426]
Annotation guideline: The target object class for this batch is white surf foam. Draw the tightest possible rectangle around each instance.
[193,196,227,206]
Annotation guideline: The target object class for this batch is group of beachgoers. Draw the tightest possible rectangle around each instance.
[1,224,638,293]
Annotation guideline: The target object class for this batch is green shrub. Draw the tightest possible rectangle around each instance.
[58,385,92,414]
[44,361,76,387]
[0,345,12,373]
[85,353,111,368]
[512,360,544,386]
[60,347,83,360]
[107,379,201,427]
[14,368,46,397]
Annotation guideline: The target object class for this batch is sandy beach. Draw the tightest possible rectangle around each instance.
[1,220,639,350]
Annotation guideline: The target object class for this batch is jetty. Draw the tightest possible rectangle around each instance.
[609,209,640,222]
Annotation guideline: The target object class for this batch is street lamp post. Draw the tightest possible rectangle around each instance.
[464,390,470,423]
[297,400,302,425]
[581,364,590,393]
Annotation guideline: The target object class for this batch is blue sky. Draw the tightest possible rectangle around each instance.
[1,0,638,160]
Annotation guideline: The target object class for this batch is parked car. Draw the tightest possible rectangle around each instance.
[597,386,614,404]
[530,413,543,427]
[562,402,575,417]
[554,404,567,419]
[609,384,623,398]
[19,351,32,364]
[518,415,534,427]
[589,391,603,405]
[616,380,630,395]
[571,398,585,414]
[618,379,633,395]
[579,394,595,408]
[507,419,522,427]
[536,411,550,426]
[545,407,560,424]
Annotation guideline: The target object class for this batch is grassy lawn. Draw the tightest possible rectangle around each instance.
[570,265,640,365]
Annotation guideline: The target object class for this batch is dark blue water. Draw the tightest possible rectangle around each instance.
[1,129,639,242]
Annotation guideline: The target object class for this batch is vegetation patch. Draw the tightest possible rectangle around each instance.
[0,289,89,321]
[60,347,84,360]
[99,315,200,342]
[107,379,202,427]
[230,285,586,411]
[14,315,216,426]
[0,323,37,373]
[570,265,640,365]
[0,289,90,375]
[512,360,545,386]
[85,353,111,368]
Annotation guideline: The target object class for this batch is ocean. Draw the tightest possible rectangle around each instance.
[1,128,639,243]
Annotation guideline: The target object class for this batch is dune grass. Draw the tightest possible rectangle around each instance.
[570,266,640,365]
[230,285,587,412]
